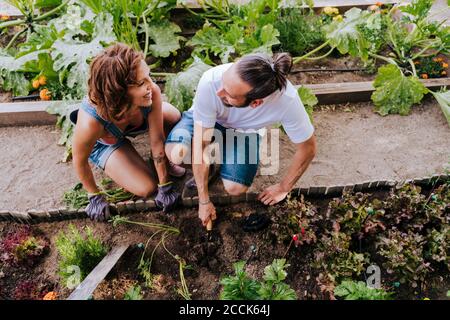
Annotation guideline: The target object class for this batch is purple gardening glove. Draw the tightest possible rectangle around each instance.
[86,194,110,222]
[155,181,180,213]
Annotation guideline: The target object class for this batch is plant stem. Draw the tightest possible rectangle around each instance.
[151,72,175,77]
[5,27,26,50]
[293,40,331,64]
[407,59,417,77]
[411,42,439,60]
[142,13,149,57]
[304,46,334,61]
[368,52,398,66]
[0,18,26,29]
[34,0,69,22]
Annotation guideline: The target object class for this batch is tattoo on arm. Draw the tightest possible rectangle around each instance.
[151,153,165,164]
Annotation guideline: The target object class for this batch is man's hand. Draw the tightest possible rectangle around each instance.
[258,183,289,206]
[198,201,217,227]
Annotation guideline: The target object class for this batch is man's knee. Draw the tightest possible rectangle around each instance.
[165,143,189,165]
[223,179,248,196]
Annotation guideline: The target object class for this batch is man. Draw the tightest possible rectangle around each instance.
[165,52,316,227]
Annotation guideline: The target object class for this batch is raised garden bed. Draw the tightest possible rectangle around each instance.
[0,177,449,300]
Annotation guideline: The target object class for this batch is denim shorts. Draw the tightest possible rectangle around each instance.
[89,139,128,170]
[166,110,260,186]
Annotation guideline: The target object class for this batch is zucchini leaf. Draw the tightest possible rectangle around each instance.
[371,64,428,116]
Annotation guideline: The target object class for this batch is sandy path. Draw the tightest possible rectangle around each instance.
[0,98,449,211]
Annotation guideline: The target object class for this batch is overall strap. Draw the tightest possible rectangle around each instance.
[81,98,124,140]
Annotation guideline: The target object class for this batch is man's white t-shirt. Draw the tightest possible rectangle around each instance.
[190,63,314,144]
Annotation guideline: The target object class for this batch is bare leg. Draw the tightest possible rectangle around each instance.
[162,102,181,137]
[222,178,248,196]
[104,141,157,198]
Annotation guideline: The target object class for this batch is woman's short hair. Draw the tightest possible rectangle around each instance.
[88,43,144,121]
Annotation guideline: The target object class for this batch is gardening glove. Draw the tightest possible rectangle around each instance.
[155,181,180,213]
[86,194,110,222]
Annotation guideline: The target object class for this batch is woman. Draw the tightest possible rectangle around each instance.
[71,43,185,221]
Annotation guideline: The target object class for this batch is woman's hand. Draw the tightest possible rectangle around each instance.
[154,181,180,212]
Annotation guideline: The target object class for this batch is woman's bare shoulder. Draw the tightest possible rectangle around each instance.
[74,108,105,140]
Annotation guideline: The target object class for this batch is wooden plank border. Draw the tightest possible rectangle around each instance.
[67,244,130,300]
[1,78,449,127]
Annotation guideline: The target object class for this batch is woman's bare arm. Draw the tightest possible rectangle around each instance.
[72,109,104,193]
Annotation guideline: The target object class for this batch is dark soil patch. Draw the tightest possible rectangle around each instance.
[2,183,448,300]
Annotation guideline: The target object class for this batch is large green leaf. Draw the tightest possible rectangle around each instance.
[164,57,212,112]
[323,7,370,60]
[249,24,280,55]
[0,49,47,72]
[371,64,428,116]
[298,86,318,122]
[147,20,184,58]
[0,69,29,96]
[50,12,116,94]
[431,90,450,127]
[188,22,235,63]
[17,24,60,57]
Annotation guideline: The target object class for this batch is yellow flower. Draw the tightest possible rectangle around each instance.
[0,15,9,21]
[323,7,334,15]
[324,7,338,16]
[333,15,343,22]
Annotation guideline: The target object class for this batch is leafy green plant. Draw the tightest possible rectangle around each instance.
[425,225,450,270]
[313,232,368,280]
[0,225,49,267]
[298,86,318,122]
[430,89,450,127]
[293,1,449,122]
[326,192,385,236]
[188,0,281,63]
[124,285,143,300]
[164,56,212,112]
[274,8,325,56]
[265,193,319,246]
[0,0,69,49]
[382,183,429,230]
[376,229,432,288]
[63,179,136,209]
[55,224,108,286]
[371,64,428,116]
[110,216,190,299]
[334,280,393,300]
[220,259,297,300]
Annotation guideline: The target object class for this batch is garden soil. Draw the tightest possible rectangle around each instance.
[1,98,449,212]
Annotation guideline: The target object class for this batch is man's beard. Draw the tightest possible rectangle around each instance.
[221,97,248,108]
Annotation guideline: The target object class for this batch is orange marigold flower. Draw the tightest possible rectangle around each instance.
[442,71,447,76]
[43,291,57,300]
[442,63,448,68]
[376,2,383,6]
[40,88,52,101]
[421,74,429,79]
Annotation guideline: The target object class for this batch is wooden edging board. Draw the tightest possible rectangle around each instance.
[1,77,449,127]
[66,244,130,300]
